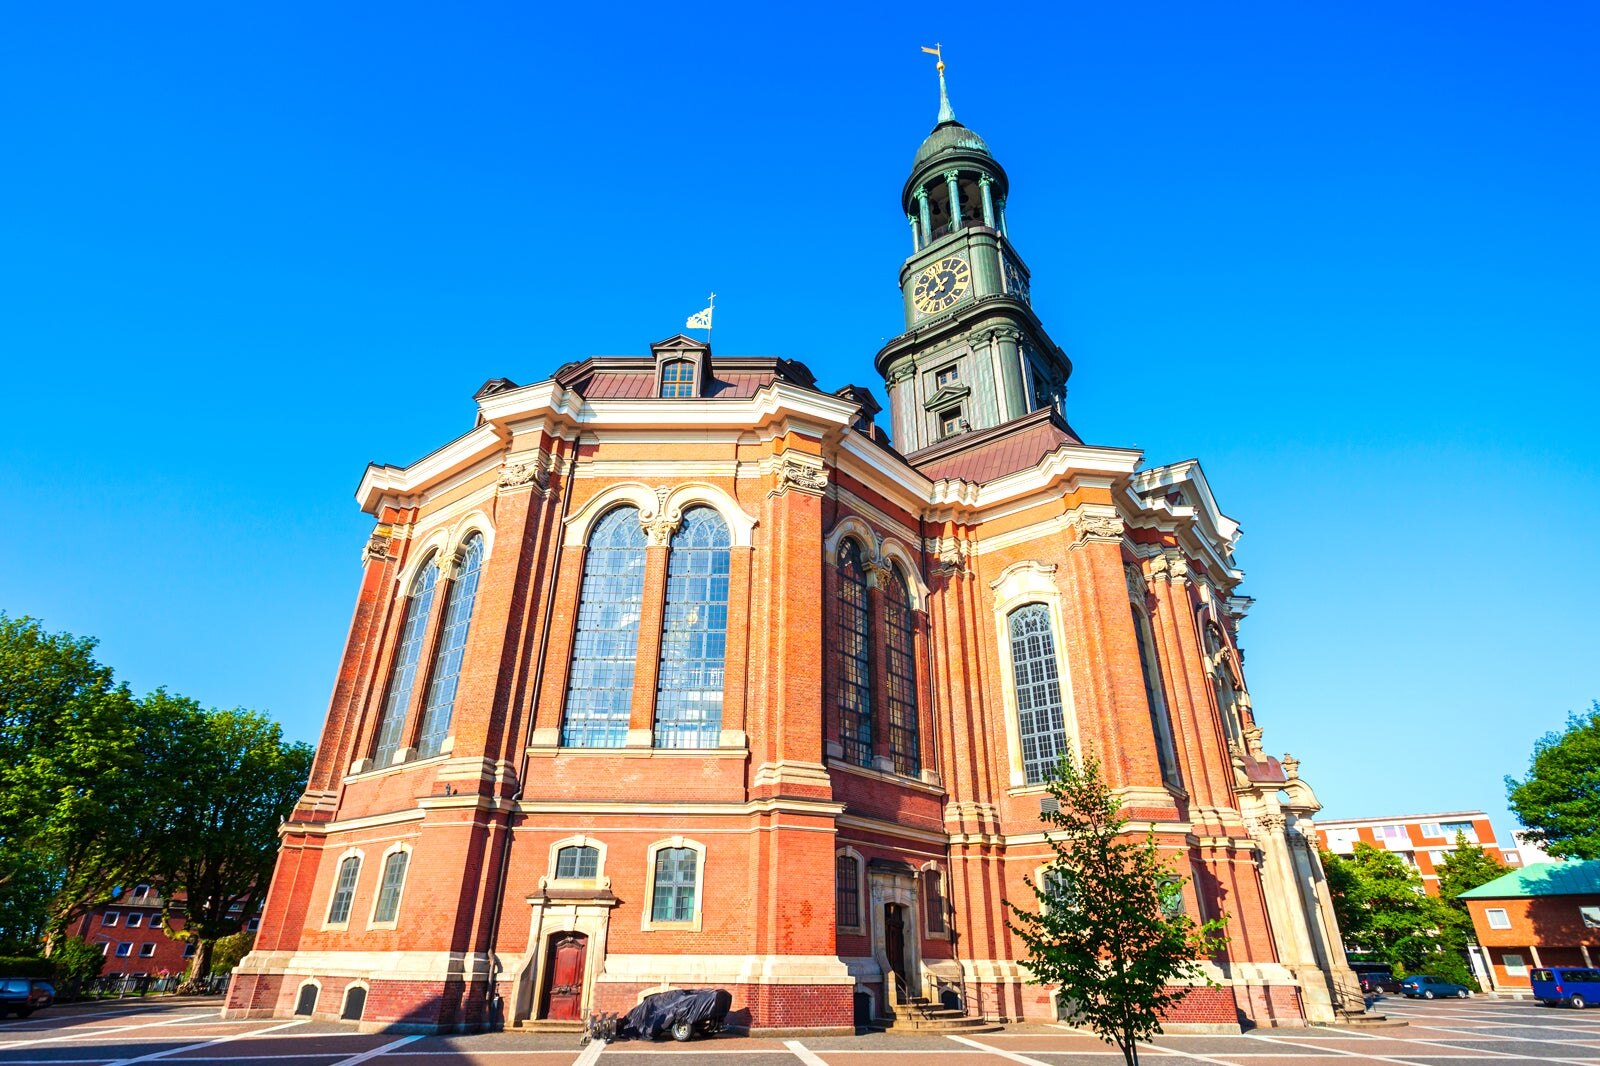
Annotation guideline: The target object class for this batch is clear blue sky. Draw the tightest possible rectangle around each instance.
[2,3,1595,843]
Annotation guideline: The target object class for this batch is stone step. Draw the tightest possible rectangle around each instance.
[1332,1012,1406,1028]
[513,1019,586,1033]
[883,1015,1004,1034]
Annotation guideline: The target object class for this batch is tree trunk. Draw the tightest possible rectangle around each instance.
[188,940,214,983]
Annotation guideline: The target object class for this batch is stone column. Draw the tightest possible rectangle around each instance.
[979,176,996,227]
[1249,808,1338,1023]
[626,506,682,747]
[943,170,962,232]
[908,213,921,253]
[916,187,933,245]
[995,329,1027,417]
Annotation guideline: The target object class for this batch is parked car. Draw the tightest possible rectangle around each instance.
[0,978,55,1018]
[1531,967,1600,1009]
[622,988,734,1042]
[1399,975,1472,999]
[1356,968,1401,994]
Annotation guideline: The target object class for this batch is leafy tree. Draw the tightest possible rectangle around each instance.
[1321,844,1477,989]
[0,615,162,941]
[209,931,255,976]
[1507,701,1600,860]
[1007,747,1228,1066]
[153,702,312,985]
[1436,833,1506,917]
[49,936,105,982]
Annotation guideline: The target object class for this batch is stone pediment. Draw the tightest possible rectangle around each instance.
[922,382,971,411]
[649,334,711,359]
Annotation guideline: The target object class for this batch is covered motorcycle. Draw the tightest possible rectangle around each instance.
[623,987,733,1041]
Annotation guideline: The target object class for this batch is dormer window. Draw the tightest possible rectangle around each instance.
[935,364,960,389]
[660,360,696,398]
[939,405,965,438]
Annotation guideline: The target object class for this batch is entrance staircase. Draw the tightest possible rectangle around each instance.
[512,1019,585,1033]
[879,971,1003,1034]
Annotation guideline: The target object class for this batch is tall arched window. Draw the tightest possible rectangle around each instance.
[415,533,485,759]
[326,854,362,925]
[1008,603,1069,785]
[1129,596,1180,788]
[883,564,921,778]
[561,507,648,748]
[834,539,874,767]
[371,557,439,767]
[654,507,731,748]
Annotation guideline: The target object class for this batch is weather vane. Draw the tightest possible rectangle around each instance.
[920,43,945,74]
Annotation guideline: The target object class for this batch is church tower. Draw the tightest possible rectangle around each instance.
[876,57,1073,453]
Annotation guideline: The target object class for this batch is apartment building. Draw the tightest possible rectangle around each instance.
[1316,812,1521,896]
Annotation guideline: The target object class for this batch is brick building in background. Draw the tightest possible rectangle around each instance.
[66,884,261,977]
[1460,861,1600,990]
[225,67,1361,1034]
[1316,812,1521,897]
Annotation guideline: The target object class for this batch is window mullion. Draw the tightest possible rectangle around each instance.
[628,540,673,746]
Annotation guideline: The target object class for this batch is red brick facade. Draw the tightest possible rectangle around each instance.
[226,97,1362,1035]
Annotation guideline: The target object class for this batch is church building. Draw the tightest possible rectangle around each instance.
[225,65,1362,1034]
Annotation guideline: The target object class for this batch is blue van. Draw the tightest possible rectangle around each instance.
[1531,967,1600,1009]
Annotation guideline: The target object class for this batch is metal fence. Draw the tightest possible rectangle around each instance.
[56,973,228,1000]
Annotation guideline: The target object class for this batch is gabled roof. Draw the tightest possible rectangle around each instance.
[910,408,1081,483]
[1459,860,1600,900]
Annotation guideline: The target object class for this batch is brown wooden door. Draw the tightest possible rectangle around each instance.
[540,933,588,1020]
[884,903,907,993]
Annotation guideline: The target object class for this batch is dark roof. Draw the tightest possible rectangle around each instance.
[554,355,817,400]
[1459,860,1600,900]
[910,408,1081,483]
[913,120,991,170]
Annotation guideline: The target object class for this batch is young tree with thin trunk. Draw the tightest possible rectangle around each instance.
[1007,746,1228,1066]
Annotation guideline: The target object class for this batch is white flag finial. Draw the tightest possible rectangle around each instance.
[686,292,715,334]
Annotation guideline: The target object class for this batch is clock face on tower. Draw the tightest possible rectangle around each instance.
[912,255,972,316]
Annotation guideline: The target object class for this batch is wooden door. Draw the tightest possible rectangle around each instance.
[884,903,907,993]
[540,933,588,1021]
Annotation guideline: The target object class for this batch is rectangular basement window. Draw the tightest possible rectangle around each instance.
[1503,953,1527,976]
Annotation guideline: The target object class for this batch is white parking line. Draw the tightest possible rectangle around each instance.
[946,1034,1054,1065]
[104,1018,306,1065]
[0,1009,220,1049]
[574,1034,607,1066]
[782,1039,829,1066]
[328,1034,423,1066]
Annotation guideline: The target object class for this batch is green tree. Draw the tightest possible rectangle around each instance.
[1436,833,1506,916]
[1007,747,1228,1066]
[0,615,165,943]
[49,936,106,982]
[1507,701,1600,860]
[152,702,312,986]
[209,930,255,977]
[1321,844,1477,988]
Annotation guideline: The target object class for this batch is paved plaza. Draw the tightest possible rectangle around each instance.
[3,996,1600,1065]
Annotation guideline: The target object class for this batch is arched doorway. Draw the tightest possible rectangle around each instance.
[293,982,318,1017]
[539,932,589,1021]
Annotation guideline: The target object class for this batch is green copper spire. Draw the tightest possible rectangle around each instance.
[922,44,957,126]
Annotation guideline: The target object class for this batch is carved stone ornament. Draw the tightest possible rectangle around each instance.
[434,547,464,581]
[363,533,392,563]
[933,537,972,577]
[498,456,548,491]
[863,561,894,590]
[1243,723,1265,757]
[1282,752,1301,781]
[643,513,682,547]
[771,457,829,497]
[887,362,917,385]
[1124,563,1148,601]
[1147,549,1190,583]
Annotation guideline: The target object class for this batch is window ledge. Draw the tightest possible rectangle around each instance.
[526,744,749,759]
[343,751,451,783]
[641,918,702,933]
[826,759,946,796]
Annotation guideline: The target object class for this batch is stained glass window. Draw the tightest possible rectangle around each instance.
[326,855,361,925]
[555,845,599,879]
[651,847,698,922]
[372,851,409,923]
[883,565,921,778]
[561,507,648,747]
[835,540,874,767]
[836,854,860,929]
[660,360,695,397]
[372,558,439,767]
[1009,603,1069,785]
[654,508,731,748]
[415,534,485,759]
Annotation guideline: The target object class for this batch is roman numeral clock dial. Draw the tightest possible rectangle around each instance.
[912,255,972,316]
